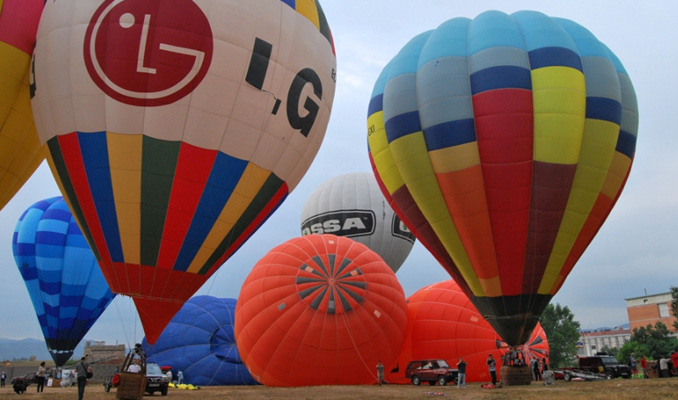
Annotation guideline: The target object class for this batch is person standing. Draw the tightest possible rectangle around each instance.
[75,356,89,400]
[376,361,385,385]
[640,355,648,378]
[36,361,46,393]
[1,371,6,387]
[629,352,637,378]
[533,357,542,381]
[456,357,467,389]
[177,370,184,385]
[127,359,141,373]
[486,354,497,386]
[659,355,670,377]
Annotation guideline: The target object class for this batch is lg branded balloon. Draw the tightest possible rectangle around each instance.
[142,296,257,386]
[301,172,415,272]
[0,0,45,210]
[13,197,116,366]
[386,280,549,384]
[235,234,408,386]
[31,0,336,343]
[367,11,637,345]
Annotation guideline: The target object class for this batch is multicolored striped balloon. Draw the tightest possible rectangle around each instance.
[0,0,45,210]
[31,0,336,343]
[13,196,116,366]
[367,10,638,346]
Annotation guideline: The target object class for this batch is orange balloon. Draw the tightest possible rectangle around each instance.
[386,279,549,384]
[234,234,408,386]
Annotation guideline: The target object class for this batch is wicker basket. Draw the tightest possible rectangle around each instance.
[500,365,533,386]
[115,372,146,400]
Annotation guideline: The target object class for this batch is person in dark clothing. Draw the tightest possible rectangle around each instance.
[456,357,467,388]
[533,357,542,381]
[487,354,497,385]
[75,356,90,400]
[36,361,46,393]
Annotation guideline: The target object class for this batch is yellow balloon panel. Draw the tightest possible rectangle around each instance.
[0,0,45,210]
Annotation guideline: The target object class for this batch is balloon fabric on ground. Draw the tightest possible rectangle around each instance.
[12,196,116,366]
[300,172,415,273]
[0,0,45,211]
[142,296,257,386]
[367,10,638,346]
[234,234,408,386]
[386,279,549,384]
[30,0,336,343]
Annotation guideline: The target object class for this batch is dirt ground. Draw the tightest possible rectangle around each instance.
[0,377,676,400]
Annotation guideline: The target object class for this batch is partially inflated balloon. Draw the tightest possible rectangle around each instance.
[368,10,637,345]
[386,279,549,384]
[234,234,408,386]
[142,296,257,386]
[13,196,116,366]
[0,0,45,210]
[301,172,415,272]
[31,0,336,343]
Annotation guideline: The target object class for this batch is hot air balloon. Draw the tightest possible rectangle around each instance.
[234,234,408,386]
[13,196,116,366]
[386,279,548,384]
[367,10,638,346]
[30,0,336,343]
[300,172,415,273]
[142,295,257,386]
[0,0,45,210]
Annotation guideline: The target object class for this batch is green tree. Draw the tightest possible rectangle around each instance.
[616,341,649,365]
[670,286,678,331]
[539,303,581,368]
[600,345,619,359]
[630,322,678,360]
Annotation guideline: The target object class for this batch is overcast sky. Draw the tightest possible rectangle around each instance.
[1,0,676,348]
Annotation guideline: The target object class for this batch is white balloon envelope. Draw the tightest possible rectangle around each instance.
[301,172,415,272]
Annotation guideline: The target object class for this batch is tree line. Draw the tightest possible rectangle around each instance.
[539,286,678,368]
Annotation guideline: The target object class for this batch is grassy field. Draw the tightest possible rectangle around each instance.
[0,378,676,400]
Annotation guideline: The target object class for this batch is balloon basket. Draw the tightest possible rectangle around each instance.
[115,372,146,400]
[500,365,532,386]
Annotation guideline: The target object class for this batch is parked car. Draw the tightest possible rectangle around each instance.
[578,352,631,379]
[11,372,38,394]
[145,362,170,396]
[405,359,458,386]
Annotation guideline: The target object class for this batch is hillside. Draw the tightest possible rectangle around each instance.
[0,337,85,361]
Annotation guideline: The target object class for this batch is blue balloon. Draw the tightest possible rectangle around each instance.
[142,296,257,386]
[13,196,116,366]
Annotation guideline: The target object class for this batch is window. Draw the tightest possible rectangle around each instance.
[659,303,669,318]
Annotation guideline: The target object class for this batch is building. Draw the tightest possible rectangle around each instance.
[83,340,126,364]
[625,292,677,334]
[577,328,631,357]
